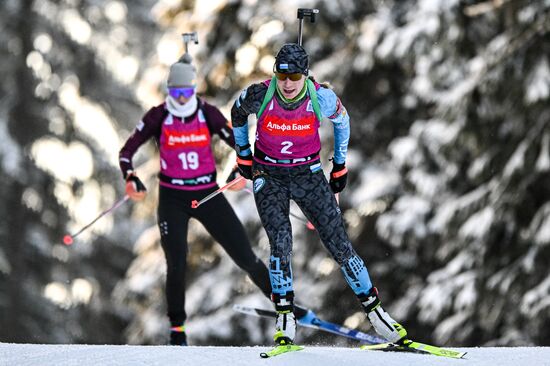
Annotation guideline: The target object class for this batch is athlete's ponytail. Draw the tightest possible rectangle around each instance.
[308,75,332,89]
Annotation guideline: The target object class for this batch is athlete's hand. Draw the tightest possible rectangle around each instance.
[236,154,253,180]
[329,162,348,193]
[125,173,147,201]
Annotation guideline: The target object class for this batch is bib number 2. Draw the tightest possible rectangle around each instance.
[281,141,293,155]
[178,152,199,170]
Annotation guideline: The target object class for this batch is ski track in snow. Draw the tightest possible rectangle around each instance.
[1,344,549,366]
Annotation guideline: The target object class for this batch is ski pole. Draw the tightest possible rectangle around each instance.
[63,195,130,245]
[191,176,245,209]
[297,8,319,46]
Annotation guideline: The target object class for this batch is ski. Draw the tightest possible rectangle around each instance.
[260,344,304,358]
[361,339,467,359]
[234,304,467,359]
[233,304,384,344]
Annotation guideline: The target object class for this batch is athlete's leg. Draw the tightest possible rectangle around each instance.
[290,164,359,272]
[291,163,407,342]
[253,164,296,344]
[158,186,191,345]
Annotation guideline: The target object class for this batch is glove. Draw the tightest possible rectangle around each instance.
[125,173,147,201]
[226,165,239,183]
[329,162,348,193]
[235,144,252,179]
[236,144,253,180]
[237,154,253,180]
[226,165,247,191]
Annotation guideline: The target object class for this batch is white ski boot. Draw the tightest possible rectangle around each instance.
[361,287,407,343]
[274,310,296,345]
[273,292,297,345]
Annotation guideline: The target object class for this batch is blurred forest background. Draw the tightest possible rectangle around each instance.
[0,0,549,348]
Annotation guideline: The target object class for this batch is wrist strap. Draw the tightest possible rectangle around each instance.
[237,157,253,166]
[331,167,348,178]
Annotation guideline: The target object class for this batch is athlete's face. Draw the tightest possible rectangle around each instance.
[276,74,305,99]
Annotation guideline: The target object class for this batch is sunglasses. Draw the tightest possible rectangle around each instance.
[168,87,195,99]
[275,72,303,81]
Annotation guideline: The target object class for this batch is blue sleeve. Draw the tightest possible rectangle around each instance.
[317,87,350,164]
[232,125,251,155]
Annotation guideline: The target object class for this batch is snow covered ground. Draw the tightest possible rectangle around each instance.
[1,343,549,366]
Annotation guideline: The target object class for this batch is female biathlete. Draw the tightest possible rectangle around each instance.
[231,43,408,346]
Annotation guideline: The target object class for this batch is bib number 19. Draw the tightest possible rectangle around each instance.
[178,152,199,170]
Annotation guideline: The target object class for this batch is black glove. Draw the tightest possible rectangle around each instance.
[125,173,147,201]
[235,144,253,180]
[226,165,239,183]
[236,154,253,180]
[329,162,348,193]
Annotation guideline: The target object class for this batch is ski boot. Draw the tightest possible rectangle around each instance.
[272,292,297,345]
[169,324,187,346]
[361,287,407,343]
